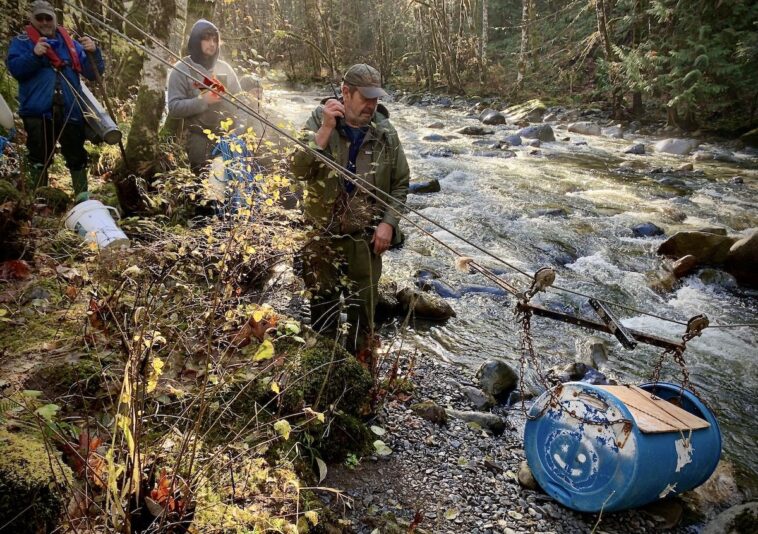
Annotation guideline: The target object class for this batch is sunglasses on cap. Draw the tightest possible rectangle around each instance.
[35,14,54,22]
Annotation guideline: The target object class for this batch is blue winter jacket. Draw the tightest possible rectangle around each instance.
[6,30,105,123]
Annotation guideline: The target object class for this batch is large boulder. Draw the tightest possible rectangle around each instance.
[480,109,507,125]
[657,231,737,264]
[672,255,699,278]
[575,336,609,369]
[725,229,758,287]
[518,124,555,142]
[397,288,456,320]
[504,99,546,123]
[568,121,602,136]
[654,138,699,155]
[476,359,518,400]
[457,125,494,136]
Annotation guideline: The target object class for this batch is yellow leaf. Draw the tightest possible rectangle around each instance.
[304,510,319,526]
[253,339,274,361]
[252,309,265,322]
[274,419,291,440]
[271,381,280,394]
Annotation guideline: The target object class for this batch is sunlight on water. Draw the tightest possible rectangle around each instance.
[269,89,758,488]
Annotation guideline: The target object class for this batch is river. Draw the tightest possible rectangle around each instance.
[265,88,758,494]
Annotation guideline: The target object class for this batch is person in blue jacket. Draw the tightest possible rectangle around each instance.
[6,0,105,203]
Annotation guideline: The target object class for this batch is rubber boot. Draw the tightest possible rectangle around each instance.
[71,168,90,204]
[27,163,48,191]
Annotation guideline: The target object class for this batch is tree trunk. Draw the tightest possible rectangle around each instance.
[116,0,187,214]
[516,0,532,91]
[479,0,488,87]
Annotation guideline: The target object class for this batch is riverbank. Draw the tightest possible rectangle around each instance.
[319,349,749,533]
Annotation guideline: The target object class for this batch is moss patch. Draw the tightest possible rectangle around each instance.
[0,429,73,534]
[279,335,373,417]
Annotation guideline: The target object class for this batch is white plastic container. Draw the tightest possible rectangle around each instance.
[64,200,129,250]
[0,93,13,131]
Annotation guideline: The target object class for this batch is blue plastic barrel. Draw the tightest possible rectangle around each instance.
[524,381,721,512]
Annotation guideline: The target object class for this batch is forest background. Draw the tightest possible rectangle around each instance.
[1,0,757,136]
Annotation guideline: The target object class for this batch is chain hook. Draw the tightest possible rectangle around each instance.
[520,266,556,302]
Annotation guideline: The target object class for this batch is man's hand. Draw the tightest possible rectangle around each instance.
[315,98,344,149]
[201,90,221,105]
[371,222,394,255]
[79,36,97,53]
[33,37,50,57]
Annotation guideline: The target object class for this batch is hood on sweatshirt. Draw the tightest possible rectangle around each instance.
[187,19,220,70]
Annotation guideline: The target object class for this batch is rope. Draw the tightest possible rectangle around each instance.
[65,0,757,334]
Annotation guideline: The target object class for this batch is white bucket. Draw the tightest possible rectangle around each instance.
[0,93,13,131]
[64,200,130,250]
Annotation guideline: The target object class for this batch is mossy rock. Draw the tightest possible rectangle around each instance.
[278,335,373,417]
[0,429,73,534]
[0,179,21,203]
[35,186,70,214]
[312,412,373,463]
[24,357,105,410]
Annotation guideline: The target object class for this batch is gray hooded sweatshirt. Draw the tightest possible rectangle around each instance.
[167,19,240,133]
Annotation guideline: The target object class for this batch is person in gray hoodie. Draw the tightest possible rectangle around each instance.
[167,19,240,173]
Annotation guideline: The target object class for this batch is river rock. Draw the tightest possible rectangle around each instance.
[420,147,454,158]
[504,99,546,123]
[518,124,555,142]
[602,124,624,138]
[422,134,456,142]
[501,134,523,146]
[675,162,694,172]
[623,143,646,155]
[411,400,448,425]
[543,112,558,122]
[437,97,452,107]
[693,226,727,236]
[642,500,684,530]
[426,121,445,129]
[657,231,737,264]
[474,149,516,159]
[725,228,758,287]
[740,126,758,148]
[397,287,456,320]
[445,409,506,435]
[682,460,743,519]
[654,138,699,155]
[568,121,601,136]
[517,461,539,491]
[576,336,609,369]
[377,277,400,316]
[731,176,744,184]
[703,502,758,534]
[461,385,496,410]
[457,125,494,136]
[632,222,665,237]
[672,255,698,278]
[480,109,507,125]
[476,359,518,400]
[408,179,441,194]
[527,138,541,148]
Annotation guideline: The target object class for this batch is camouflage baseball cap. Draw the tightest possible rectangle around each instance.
[342,64,388,99]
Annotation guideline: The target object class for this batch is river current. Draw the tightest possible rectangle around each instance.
[266,88,758,493]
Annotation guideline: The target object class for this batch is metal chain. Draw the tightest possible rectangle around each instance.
[515,302,632,431]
